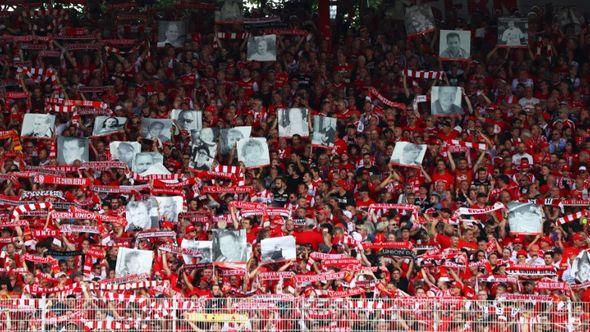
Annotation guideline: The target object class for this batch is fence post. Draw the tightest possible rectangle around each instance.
[40,297,47,332]
[433,300,439,332]
[567,301,573,332]
[172,297,178,332]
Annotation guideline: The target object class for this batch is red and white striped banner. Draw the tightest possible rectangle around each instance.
[404,69,445,80]
[449,139,487,151]
[557,210,588,225]
[216,32,251,40]
[12,202,53,218]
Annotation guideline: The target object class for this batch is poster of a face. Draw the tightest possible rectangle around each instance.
[507,201,543,235]
[497,18,528,47]
[431,86,463,116]
[247,35,277,62]
[21,113,55,138]
[92,116,127,136]
[115,248,154,277]
[261,236,296,263]
[571,250,590,283]
[237,138,270,168]
[439,30,471,60]
[125,198,159,231]
[189,144,216,170]
[109,141,141,168]
[140,118,173,142]
[57,136,89,165]
[220,126,251,155]
[215,0,243,23]
[155,196,184,222]
[171,109,202,133]
[181,240,212,264]
[390,142,427,167]
[405,5,435,36]
[157,21,186,48]
[278,108,309,138]
[212,229,248,262]
[132,152,165,174]
[311,115,337,147]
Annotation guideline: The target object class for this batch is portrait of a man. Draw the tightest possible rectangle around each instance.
[439,30,471,59]
[220,126,251,154]
[155,196,183,222]
[57,136,89,165]
[572,250,590,283]
[141,118,173,142]
[390,142,427,167]
[157,21,186,48]
[115,248,154,277]
[171,109,202,133]
[21,114,55,138]
[312,115,337,147]
[278,108,309,137]
[132,152,165,174]
[110,141,141,168]
[405,5,435,35]
[215,0,243,22]
[498,18,528,47]
[431,86,463,116]
[237,137,270,168]
[247,35,277,62]
[507,202,543,235]
[125,199,159,231]
[212,229,248,262]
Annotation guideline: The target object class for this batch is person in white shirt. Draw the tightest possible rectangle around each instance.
[511,143,533,166]
[518,86,540,110]
[501,20,526,46]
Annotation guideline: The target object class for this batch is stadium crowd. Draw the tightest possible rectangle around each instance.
[0,0,590,330]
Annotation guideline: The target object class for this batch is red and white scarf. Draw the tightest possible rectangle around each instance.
[404,69,445,80]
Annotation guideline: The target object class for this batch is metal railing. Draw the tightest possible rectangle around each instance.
[0,297,588,331]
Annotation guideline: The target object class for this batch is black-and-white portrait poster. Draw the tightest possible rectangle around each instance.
[155,196,184,222]
[109,141,141,169]
[571,250,590,283]
[57,136,89,165]
[190,128,218,170]
[430,86,463,116]
[125,198,159,231]
[215,0,243,23]
[132,152,166,174]
[212,229,248,262]
[170,109,202,134]
[507,201,543,235]
[247,35,277,62]
[261,236,296,263]
[92,116,127,136]
[390,142,427,167]
[311,115,337,147]
[556,7,585,30]
[439,30,471,60]
[140,118,173,143]
[237,137,270,168]
[278,108,309,138]
[404,5,435,36]
[220,126,251,155]
[181,240,212,264]
[21,113,55,138]
[157,21,187,48]
[189,144,216,170]
[115,247,154,277]
[497,18,528,48]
